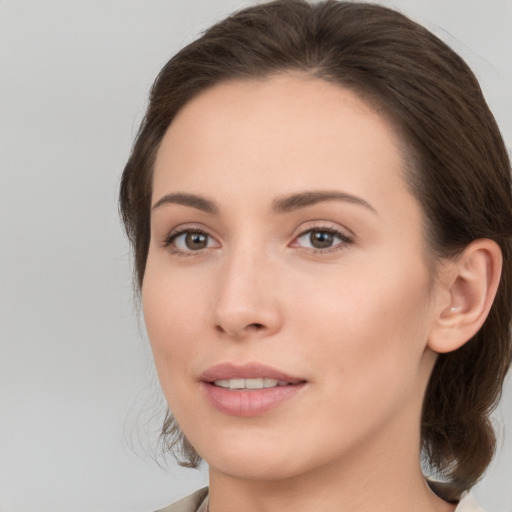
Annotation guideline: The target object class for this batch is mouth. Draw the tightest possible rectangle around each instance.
[199,363,307,417]
[212,378,294,390]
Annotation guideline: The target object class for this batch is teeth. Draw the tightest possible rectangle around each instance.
[213,378,288,389]
[214,380,230,388]
[230,379,245,389]
[246,378,264,389]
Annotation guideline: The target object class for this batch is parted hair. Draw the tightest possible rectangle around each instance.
[120,0,512,498]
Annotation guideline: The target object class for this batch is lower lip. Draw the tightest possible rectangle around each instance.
[201,382,306,417]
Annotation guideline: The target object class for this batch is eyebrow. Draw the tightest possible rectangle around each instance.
[151,190,377,216]
[152,192,218,214]
[272,190,377,215]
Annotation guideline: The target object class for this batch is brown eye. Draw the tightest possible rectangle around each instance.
[167,230,218,253]
[294,227,350,252]
[184,232,208,250]
[309,230,335,248]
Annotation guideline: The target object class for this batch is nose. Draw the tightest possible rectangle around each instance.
[212,246,283,340]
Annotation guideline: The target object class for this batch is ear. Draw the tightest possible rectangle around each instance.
[428,239,502,354]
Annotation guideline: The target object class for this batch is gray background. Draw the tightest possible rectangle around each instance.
[1,1,511,511]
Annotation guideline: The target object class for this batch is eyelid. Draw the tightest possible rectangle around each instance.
[291,220,353,240]
[289,222,354,252]
[162,223,221,253]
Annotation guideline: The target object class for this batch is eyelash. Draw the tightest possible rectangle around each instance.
[291,225,353,254]
[163,226,218,256]
[163,225,353,256]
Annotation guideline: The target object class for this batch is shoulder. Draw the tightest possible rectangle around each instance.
[156,487,209,512]
[455,493,486,512]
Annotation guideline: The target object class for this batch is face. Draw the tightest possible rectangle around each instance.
[143,75,440,482]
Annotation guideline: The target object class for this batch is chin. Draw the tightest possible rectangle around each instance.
[209,452,305,482]
[193,434,301,480]
[195,430,344,483]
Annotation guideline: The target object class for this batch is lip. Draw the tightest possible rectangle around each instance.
[199,362,304,383]
[199,362,307,417]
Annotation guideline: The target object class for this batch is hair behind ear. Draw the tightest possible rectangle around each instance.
[422,240,508,494]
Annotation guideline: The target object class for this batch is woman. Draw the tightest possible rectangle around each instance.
[120,1,512,510]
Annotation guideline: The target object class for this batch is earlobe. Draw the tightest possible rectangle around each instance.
[428,239,502,354]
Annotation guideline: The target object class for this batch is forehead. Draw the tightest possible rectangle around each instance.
[152,74,416,219]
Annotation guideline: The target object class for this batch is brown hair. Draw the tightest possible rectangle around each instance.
[120,0,512,497]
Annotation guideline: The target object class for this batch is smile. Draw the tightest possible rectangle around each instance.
[213,378,292,389]
[200,363,307,417]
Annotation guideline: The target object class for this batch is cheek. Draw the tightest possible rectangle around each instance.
[141,261,204,385]
[283,263,435,452]
[289,256,434,384]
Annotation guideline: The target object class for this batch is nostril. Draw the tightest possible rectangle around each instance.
[214,321,268,338]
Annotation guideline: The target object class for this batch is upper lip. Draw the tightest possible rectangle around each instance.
[199,362,305,384]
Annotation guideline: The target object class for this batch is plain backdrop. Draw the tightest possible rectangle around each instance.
[1,1,511,511]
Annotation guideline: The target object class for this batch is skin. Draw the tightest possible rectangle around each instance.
[143,74,461,512]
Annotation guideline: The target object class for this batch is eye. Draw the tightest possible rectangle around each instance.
[165,229,219,253]
[293,228,350,251]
